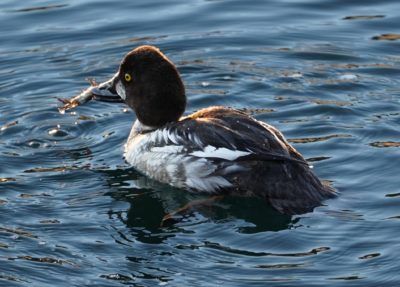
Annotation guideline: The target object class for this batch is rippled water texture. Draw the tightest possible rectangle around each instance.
[1,0,400,286]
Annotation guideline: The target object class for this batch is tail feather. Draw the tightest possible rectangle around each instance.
[231,160,336,215]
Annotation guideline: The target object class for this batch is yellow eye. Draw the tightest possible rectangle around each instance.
[124,73,132,82]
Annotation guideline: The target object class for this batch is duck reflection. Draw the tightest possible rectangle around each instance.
[101,168,296,244]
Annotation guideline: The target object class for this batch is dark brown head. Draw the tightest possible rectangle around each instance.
[93,45,186,127]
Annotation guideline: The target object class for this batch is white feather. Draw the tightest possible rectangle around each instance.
[124,128,239,193]
[150,145,184,154]
[190,145,250,161]
[167,129,179,145]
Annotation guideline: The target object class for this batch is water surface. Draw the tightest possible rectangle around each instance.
[1,0,400,286]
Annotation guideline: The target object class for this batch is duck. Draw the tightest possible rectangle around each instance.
[85,45,335,215]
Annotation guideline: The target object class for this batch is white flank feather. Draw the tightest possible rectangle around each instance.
[190,145,250,161]
[124,129,238,193]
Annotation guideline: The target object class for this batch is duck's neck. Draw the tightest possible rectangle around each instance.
[132,119,157,134]
[126,120,157,146]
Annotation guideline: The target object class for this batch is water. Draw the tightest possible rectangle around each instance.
[1,0,400,286]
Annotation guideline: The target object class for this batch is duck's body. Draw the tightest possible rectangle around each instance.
[87,45,335,215]
[124,106,334,214]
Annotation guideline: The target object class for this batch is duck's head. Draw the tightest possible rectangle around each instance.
[92,45,186,127]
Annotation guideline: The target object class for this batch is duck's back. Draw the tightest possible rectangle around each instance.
[125,106,335,214]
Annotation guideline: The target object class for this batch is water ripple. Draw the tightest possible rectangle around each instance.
[1,0,400,286]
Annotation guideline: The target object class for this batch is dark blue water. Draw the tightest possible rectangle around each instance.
[1,0,400,286]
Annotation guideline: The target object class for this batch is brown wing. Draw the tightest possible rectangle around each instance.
[170,106,336,214]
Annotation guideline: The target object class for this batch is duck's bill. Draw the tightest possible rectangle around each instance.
[90,73,121,102]
[58,73,122,114]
